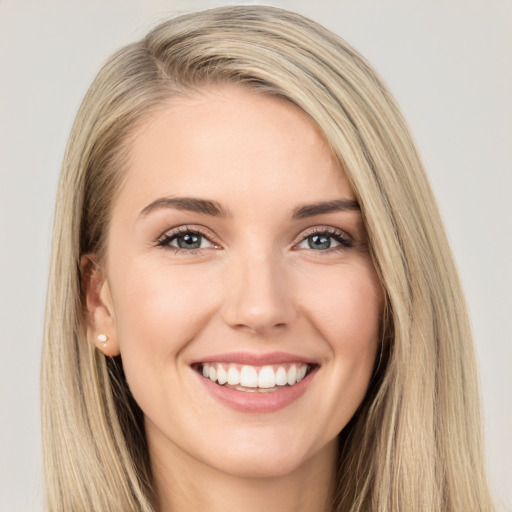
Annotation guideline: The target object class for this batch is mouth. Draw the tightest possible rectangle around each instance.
[192,362,317,393]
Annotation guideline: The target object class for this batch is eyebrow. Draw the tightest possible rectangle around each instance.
[139,196,360,219]
[291,199,360,219]
[140,196,231,217]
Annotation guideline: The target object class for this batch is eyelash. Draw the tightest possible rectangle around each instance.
[156,226,217,254]
[296,226,354,253]
[156,225,354,254]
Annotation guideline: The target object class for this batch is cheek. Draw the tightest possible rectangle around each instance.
[302,261,382,417]
[313,263,382,425]
[108,261,223,422]
[304,262,382,352]
[111,261,216,347]
[108,261,220,395]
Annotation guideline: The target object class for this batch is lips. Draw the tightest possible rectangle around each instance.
[190,352,318,412]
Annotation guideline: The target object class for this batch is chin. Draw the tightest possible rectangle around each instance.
[198,428,337,480]
[208,449,310,479]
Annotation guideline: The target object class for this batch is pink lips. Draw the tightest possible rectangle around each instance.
[195,351,314,366]
[191,351,318,413]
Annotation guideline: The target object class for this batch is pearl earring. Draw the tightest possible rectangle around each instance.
[98,334,108,346]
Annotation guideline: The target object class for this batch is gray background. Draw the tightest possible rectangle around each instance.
[1,1,510,510]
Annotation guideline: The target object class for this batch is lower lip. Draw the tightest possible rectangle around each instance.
[195,369,316,413]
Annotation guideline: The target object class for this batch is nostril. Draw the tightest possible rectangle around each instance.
[231,321,288,335]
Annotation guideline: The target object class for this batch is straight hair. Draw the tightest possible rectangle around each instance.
[42,6,494,511]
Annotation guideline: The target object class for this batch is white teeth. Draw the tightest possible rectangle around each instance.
[287,364,297,385]
[240,365,258,388]
[258,365,276,388]
[200,362,311,389]
[227,366,240,385]
[275,366,287,386]
[217,366,228,385]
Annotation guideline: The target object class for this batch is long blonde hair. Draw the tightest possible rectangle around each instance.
[42,6,494,511]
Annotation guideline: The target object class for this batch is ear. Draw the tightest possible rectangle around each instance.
[81,255,120,357]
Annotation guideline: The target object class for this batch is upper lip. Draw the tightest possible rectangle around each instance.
[191,351,317,366]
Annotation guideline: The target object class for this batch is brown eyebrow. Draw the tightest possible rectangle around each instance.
[140,196,231,217]
[140,196,359,220]
[291,199,360,219]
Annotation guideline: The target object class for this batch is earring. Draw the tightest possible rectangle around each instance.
[98,334,108,346]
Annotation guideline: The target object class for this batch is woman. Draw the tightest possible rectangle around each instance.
[41,5,494,511]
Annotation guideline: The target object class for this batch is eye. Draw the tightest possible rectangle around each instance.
[157,227,219,252]
[295,228,353,252]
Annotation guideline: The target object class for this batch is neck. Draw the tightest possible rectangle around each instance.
[149,434,337,512]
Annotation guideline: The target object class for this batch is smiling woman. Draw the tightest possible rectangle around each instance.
[41,5,495,512]
[85,88,382,500]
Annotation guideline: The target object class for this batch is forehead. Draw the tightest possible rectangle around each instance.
[114,85,353,219]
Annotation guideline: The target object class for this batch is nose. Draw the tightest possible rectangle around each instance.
[221,250,296,336]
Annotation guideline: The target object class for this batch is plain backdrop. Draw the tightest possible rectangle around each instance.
[0,1,510,510]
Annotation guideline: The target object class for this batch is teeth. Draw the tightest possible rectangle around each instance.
[199,362,311,389]
[227,366,240,385]
[297,364,307,381]
[240,365,258,387]
[217,366,228,385]
[287,364,297,385]
[258,366,275,388]
[275,366,287,386]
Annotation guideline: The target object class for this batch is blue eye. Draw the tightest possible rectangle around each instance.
[173,232,204,249]
[158,228,216,251]
[296,229,353,251]
[306,234,336,250]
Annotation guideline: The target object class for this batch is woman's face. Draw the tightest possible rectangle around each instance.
[92,86,382,478]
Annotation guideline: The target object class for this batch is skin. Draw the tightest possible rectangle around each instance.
[85,86,382,512]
